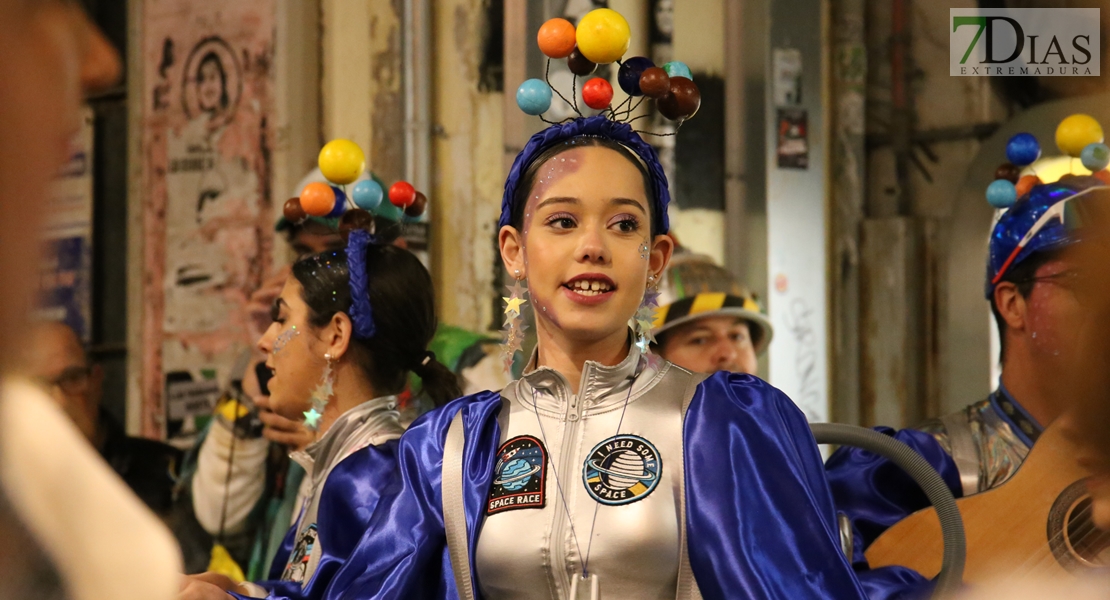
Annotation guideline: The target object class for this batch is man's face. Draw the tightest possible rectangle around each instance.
[290,228,345,258]
[25,323,102,443]
[657,315,759,375]
[1019,257,1086,374]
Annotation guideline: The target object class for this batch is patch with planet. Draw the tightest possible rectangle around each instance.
[487,435,548,515]
[583,434,662,506]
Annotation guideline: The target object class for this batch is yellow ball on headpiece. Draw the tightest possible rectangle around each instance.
[1055,114,1104,158]
[318,139,366,185]
[575,9,630,64]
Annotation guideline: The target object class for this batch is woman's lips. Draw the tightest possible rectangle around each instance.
[561,285,616,305]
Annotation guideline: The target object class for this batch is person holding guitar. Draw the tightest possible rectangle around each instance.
[826,120,1110,584]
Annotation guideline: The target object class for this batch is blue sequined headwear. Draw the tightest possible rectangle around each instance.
[345,229,377,339]
[986,176,1105,298]
[499,115,671,235]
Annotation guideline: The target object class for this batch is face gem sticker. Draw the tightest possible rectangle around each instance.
[487,435,548,515]
[582,434,662,506]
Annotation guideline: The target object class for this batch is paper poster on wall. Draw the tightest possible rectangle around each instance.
[776,109,809,170]
[141,1,276,439]
[38,106,95,340]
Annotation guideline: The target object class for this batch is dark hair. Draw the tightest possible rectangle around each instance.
[291,240,461,407]
[197,52,229,110]
[990,249,1060,362]
[509,136,661,233]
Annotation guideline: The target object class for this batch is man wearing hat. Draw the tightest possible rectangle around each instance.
[651,252,773,375]
[825,177,1107,576]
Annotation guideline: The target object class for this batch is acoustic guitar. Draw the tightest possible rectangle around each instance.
[865,424,1110,583]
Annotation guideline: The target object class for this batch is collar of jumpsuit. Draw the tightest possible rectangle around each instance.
[474,339,691,600]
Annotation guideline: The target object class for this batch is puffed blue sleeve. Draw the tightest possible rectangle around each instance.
[226,440,399,600]
[321,391,504,600]
[825,426,962,564]
[684,372,877,599]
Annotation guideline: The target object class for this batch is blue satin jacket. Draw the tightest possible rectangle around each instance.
[296,371,921,599]
[228,441,400,600]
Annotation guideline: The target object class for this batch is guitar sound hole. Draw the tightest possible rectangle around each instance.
[1048,480,1110,570]
[1064,498,1110,567]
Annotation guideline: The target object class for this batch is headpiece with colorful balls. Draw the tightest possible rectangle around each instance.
[282,138,430,230]
[515,8,701,132]
[987,114,1110,209]
[983,114,1110,299]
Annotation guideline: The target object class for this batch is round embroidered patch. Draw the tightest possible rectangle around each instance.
[582,434,662,506]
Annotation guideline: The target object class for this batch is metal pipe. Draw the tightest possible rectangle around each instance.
[403,0,431,194]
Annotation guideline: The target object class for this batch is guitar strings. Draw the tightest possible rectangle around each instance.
[1009,499,1109,578]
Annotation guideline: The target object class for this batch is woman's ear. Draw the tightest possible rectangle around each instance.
[499,225,527,278]
[648,233,675,280]
[323,312,355,361]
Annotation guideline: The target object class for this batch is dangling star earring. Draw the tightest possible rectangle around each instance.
[501,269,529,374]
[303,353,335,431]
[633,274,661,354]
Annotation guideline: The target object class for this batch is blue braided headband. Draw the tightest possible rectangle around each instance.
[345,229,376,339]
[499,115,671,235]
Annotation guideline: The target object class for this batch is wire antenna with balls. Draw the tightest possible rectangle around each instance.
[282,139,429,239]
[515,8,702,135]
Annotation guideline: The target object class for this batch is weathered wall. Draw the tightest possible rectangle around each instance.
[431,0,504,333]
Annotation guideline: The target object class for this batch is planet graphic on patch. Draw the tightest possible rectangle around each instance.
[583,434,662,506]
[494,458,542,491]
[486,435,548,515]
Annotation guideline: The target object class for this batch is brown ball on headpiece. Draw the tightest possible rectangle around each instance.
[338,208,376,241]
[639,67,670,99]
[405,192,428,218]
[657,76,701,121]
[994,162,1021,184]
[567,47,597,76]
[283,197,307,223]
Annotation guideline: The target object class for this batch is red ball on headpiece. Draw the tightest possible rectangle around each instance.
[582,78,613,110]
[389,181,417,208]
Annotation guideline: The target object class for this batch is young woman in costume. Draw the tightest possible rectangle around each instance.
[179,222,460,599]
[318,112,917,599]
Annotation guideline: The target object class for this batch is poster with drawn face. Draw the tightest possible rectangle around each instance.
[142,1,275,439]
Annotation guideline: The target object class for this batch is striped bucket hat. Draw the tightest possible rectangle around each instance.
[651,253,773,355]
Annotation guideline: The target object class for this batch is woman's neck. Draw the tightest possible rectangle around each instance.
[534,318,631,391]
[316,362,379,437]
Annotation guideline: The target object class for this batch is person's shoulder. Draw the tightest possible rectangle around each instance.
[694,370,796,412]
[400,389,504,445]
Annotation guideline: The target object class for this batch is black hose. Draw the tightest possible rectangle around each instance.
[811,423,965,598]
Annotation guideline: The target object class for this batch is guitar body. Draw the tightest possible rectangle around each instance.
[865,425,1108,584]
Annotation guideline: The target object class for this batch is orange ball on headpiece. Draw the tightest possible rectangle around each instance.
[300,182,337,217]
[538,18,576,59]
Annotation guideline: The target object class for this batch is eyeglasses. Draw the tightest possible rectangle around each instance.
[39,366,92,396]
[991,186,1105,286]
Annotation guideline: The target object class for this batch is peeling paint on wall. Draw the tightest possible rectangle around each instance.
[141,0,276,439]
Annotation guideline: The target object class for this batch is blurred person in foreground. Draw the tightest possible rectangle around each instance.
[0,1,182,599]
[650,251,773,375]
[25,321,208,571]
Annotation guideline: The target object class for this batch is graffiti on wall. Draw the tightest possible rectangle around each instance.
[141,2,275,439]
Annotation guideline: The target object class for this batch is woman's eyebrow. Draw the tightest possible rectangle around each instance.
[611,198,647,214]
[536,197,578,210]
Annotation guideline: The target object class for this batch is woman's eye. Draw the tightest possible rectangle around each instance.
[611,216,641,233]
[545,214,577,229]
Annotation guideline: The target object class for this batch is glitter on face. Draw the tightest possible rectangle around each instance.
[273,326,300,354]
[639,242,649,260]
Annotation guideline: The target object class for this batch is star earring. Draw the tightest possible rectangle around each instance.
[501,269,529,374]
[303,353,335,431]
[633,274,661,354]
